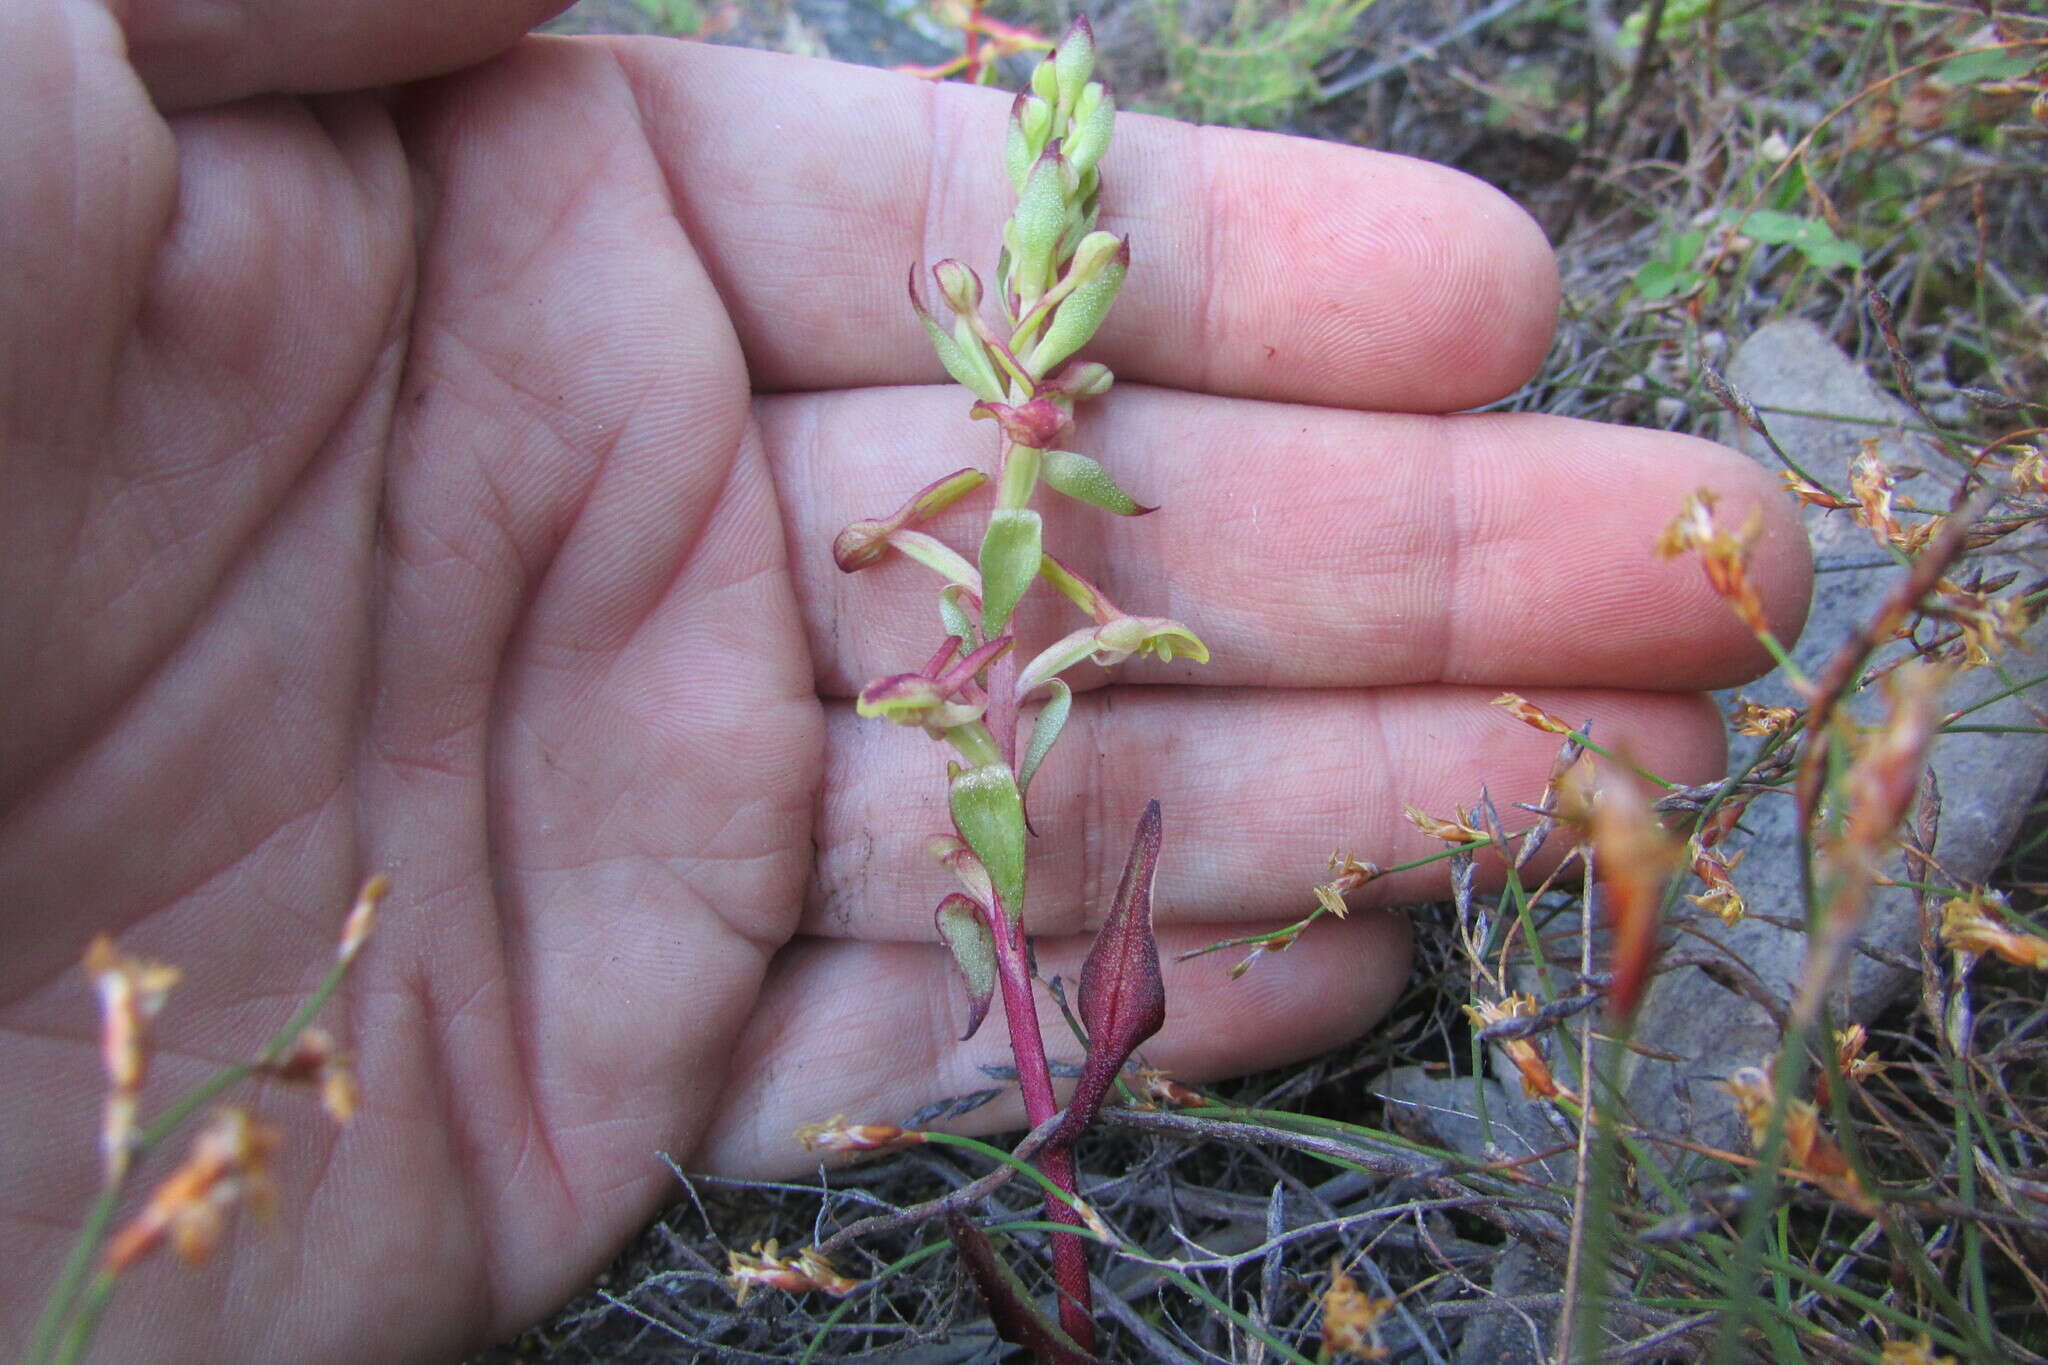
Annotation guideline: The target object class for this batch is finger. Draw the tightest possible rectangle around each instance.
[125,0,568,109]
[808,685,1726,940]
[694,909,1412,1178]
[762,385,1812,698]
[618,40,1557,409]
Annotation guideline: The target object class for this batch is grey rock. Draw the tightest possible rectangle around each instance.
[1453,1242,1551,1365]
[1624,319,2048,1151]
[1378,319,2048,1181]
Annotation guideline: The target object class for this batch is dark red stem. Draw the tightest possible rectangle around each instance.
[991,907,1095,1351]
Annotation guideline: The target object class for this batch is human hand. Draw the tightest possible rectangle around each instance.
[0,3,1809,1360]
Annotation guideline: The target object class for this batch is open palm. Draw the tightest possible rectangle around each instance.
[0,3,1809,1361]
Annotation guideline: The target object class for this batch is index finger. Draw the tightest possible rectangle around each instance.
[617,40,1558,411]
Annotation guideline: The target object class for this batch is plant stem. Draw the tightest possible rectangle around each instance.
[990,908,1095,1350]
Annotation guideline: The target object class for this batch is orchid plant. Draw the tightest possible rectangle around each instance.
[828,17,1206,1353]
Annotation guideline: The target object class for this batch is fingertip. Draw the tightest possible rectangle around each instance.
[1179,133,1560,411]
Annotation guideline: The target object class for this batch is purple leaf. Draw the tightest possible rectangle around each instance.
[944,1213,1098,1365]
[1052,800,1165,1148]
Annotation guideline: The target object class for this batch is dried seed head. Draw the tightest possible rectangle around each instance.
[1464,995,1568,1100]
[1685,841,1747,926]
[1403,805,1485,846]
[1881,1336,1958,1365]
[85,935,182,1178]
[1779,470,1855,510]
[103,1107,283,1273]
[1931,578,2029,668]
[2011,444,2048,496]
[793,1114,927,1153]
[268,1026,360,1125]
[724,1241,859,1304]
[339,874,389,964]
[1320,1256,1394,1360]
[1492,692,1575,736]
[1849,440,1904,547]
[1729,697,1800,736]
[1590,778,1684,1023]
[1719,1067,1872,1213]
[1834,1024,1887,1083]
[1657,488,1771,639]
[1835,663,1946,877]
[1941,890,2048,969]
[1133,1068,1206,1109]
[1328,853,1384,889]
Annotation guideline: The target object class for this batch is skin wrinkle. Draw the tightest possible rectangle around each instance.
[1438,413,1475,683]
[1192,123,1228,400]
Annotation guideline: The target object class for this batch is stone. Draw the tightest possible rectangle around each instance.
[1623,319,2048,1151]
[1378,319,2048,1177]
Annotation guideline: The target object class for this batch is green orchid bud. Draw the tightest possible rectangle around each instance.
[1008,148,1068,305]
[1061,230,1123,289]
[1028,236,1128,375]
[1030,48,1060,104]
[1053,15,1096,116]
[1006,91,1053,193]
[1042,360,1115,401]
[908,265,1004,401]
[1065,82,1114,176]
[933,259,983,319]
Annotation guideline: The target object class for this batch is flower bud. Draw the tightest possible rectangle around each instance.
[1031,47,1059,103]
[1006,148,1070,301]
[908,264,1004,401]
[1043,360,1114,400]
[932,259,983,319]
[1062,229,1123,288]
[1007,91,1054,191]
[1066,81,1115,175]
[1053,14,1096,112]
[1029,235,1128,374]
